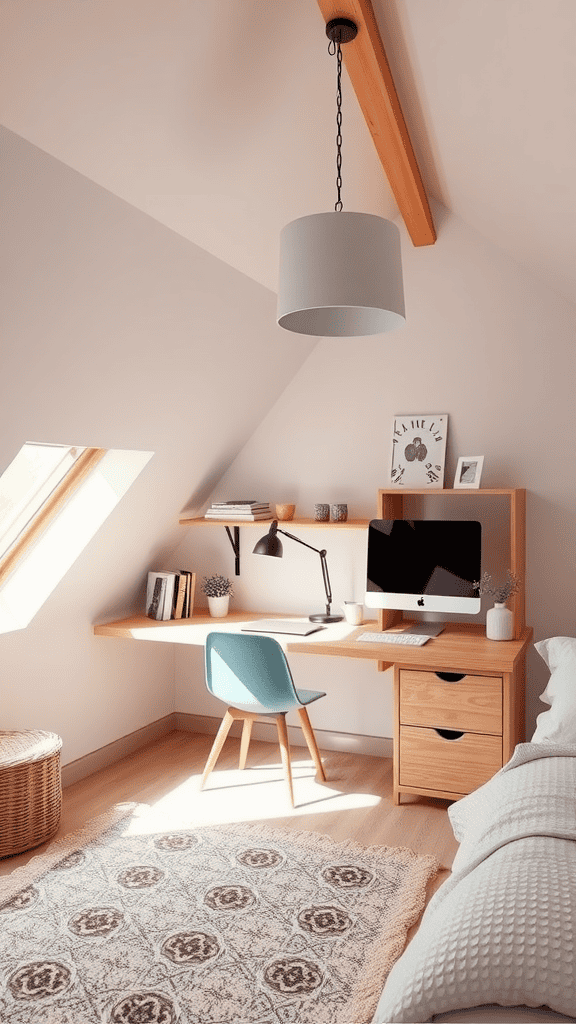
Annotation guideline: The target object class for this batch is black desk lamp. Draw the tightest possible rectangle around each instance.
[253,520,343,623]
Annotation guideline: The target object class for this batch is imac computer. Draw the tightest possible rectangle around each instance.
[365,519,482,635]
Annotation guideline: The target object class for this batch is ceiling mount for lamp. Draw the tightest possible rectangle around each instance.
[277,13,405,337]
[325,17,358,45]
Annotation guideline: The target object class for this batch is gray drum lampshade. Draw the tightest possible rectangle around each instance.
[277,211,406,337]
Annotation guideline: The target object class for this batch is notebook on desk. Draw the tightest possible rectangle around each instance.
[241,620,326,636]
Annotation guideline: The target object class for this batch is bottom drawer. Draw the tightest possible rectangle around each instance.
[399,725,502,795]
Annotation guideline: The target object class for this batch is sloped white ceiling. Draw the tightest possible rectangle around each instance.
[2,0,576,301]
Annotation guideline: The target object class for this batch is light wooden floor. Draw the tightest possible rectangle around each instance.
[0,730,459,923]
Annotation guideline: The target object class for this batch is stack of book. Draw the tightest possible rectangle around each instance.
[204,501,273,521]
[146,570,196,621]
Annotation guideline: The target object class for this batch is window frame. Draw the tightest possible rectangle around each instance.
[0,447,107,589]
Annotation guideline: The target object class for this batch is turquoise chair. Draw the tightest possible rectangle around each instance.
[200,631,327,806]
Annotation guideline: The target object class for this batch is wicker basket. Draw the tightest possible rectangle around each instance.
[0,730,63,859]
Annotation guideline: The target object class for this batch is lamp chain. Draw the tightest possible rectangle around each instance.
[328,36,344,212]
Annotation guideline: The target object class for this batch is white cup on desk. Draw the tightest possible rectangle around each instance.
[342,601,363,625]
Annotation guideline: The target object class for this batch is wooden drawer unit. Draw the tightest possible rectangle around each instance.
[399,670,502,734]
[394,664,519,803]
[399,725,502,796]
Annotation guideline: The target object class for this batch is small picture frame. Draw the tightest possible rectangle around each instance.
[454,456,484,489]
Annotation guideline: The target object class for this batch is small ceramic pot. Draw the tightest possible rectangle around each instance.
[486,602,513,640]
[331,503,348,522]
[314,503,330,522]
[275,503,295,521]
[208,595,230,618]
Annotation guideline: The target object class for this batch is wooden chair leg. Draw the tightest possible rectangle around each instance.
[200,709,235,789]
[297,706,327,781]
[275,714,294,807]
[238,717,253,770]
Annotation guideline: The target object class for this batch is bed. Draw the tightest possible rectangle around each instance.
[372,637,576,1024]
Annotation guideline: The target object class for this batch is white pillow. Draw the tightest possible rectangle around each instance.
[532,636,576,744]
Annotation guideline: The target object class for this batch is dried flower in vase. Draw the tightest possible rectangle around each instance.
[474,570,521,604]
[200,574,234,598]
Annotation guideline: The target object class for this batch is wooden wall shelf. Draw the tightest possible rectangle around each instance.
[178,517,371,574]
[179,516,371,528]
[377,489,521,497]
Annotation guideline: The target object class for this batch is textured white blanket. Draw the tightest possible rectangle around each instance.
[372,743,576,1023]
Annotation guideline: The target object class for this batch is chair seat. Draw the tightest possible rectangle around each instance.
[296,688,326,706]
[227,687,326,716]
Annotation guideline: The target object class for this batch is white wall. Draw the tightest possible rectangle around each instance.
[173,201,576,743]
[0,128,315,764]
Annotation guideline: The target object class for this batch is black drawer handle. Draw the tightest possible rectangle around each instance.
[435,672,466,683]
[434,728,465,741]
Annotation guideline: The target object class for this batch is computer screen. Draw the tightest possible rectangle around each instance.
[365,519,482,615]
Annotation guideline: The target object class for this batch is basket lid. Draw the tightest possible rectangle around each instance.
[0,730,62,769]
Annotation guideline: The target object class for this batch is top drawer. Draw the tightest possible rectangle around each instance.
[399,669,502,734]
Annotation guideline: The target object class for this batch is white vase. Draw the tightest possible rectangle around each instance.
[486,602,513,640]
[208,595,230,618]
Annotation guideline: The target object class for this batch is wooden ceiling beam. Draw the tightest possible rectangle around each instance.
[316,0,436,246]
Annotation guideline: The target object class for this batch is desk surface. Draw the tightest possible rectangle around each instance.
[94,612,358,649]
[94,612,532,673]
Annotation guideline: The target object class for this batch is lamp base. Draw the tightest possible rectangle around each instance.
[309,613,343,623]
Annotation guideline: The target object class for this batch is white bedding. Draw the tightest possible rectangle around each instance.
[432,1005,576,1022]
[372,743,576,1024]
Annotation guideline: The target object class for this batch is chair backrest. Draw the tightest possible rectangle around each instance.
[205,632,301,713]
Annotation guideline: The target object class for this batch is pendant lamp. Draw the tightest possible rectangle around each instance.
[277,18,405,337]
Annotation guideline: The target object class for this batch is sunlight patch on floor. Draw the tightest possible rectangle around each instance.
[124,758,380,835]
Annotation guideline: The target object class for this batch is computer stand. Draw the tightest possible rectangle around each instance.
[400,621,446,638]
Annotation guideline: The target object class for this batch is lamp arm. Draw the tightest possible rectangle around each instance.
[319,550,333,614]
[276,526,322,556]
[276,528,334,606]
[276,525,333,613]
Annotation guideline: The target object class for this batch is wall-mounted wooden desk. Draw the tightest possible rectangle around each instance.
[94,612,530,673]
[94,611,364,650]
[94,612,532,805]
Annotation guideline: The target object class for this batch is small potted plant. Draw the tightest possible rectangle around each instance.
[475,570,520,640]
[201,574,234,618]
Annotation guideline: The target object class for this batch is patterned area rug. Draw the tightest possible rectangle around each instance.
[0,806,438,1023]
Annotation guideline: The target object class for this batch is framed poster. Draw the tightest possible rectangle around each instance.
[389,414,448,488]
[454,456,484,489]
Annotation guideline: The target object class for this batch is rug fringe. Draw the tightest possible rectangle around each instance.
[192,821,440,865]
[345,848,440,1023]
[0,802,142,902]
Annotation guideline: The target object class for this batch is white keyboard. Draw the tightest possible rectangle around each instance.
[357,631,430,646]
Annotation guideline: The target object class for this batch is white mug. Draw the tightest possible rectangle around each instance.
[342,601,363,625]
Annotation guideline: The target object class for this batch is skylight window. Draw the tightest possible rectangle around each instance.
[0,442,153,633]
[0,443,87,559]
